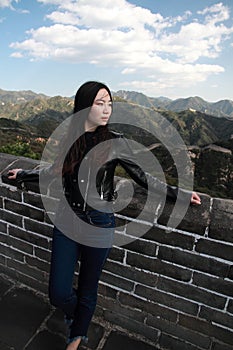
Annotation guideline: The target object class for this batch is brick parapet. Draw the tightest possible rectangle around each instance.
[0,153,233,349]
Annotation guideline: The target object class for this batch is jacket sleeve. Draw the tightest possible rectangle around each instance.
[116,136,192,202]
[16,164,54,183]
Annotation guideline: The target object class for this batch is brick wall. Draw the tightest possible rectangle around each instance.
[0,153,233,350]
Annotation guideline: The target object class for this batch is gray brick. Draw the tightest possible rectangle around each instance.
[101,271,134,292]
[159,333,201,350]
[228,266,233,281]
[7,259,48,282]
[227,299,233,314]
[135,284,199,315]
[22,181,40,194]
[118,186,155,222]
[0,185,22,201]
[158,193,210,236]
[104,309,159,343]
[158,246,229,278]
[108,246,125,262]
[44,212,56,225]
[0,244,24,262]
[144,225,195,250]
[24,218,53,238]
[212,341,233,350]
[98,282,118,300]
[5,236,33,255]
[23,191,44,209]
[0,254,6,266]
[0,208,23,227]
[179,313,233,346]
[0,264,48,294]
[14,271,48,294]
[195,238,233,262]
[114,216,129,232]
[0,221,7,234]
[119,292,178,322]
[158,276,226,309]
[193,272,233,297]
[8,225,50,249]
[209,198,233,244]
[123,238,157,256]
[0,274,14,296]
[5,199,44,222]
[147,315,211,349]
[200,306,233,330]
[98,295,146,323]
[0,232,8,244]
[0,153,18,172]
[34,247,51,262]
[25,255,50,273]
[104,260,158,287]
[127,251,192,282]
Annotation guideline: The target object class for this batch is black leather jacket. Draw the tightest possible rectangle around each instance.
[16,130,191,211]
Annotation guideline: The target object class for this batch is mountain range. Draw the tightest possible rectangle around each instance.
[0,88,233,146]
[0,87,233,119]
[112,90,233,119]
[0,87,233,199]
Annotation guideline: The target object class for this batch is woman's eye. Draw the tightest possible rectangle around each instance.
[94,101,112,107]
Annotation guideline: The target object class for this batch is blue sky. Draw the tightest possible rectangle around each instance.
[0,0,233,101]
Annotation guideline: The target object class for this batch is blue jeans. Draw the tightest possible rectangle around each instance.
[48,210,115,343]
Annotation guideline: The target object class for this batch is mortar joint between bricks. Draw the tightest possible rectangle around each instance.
[203,197,214,239]
[22,217,25,230]
[224,297,230,312]
[197,304,202,316]
[193,236,199,252]
[189,270,194,284]
[123,250,127,265]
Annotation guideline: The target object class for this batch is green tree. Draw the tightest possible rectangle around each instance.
[0,142,40,159]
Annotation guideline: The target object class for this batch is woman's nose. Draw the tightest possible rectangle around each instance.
[103,104,111,113]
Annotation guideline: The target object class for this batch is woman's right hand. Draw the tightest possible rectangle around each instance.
[7,168,22,180]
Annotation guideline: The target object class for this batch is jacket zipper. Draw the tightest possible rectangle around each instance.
[101,170,107,200]
[83,165,91,211]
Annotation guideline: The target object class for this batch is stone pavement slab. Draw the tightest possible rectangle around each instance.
[0,274,157,350]
[0,285,50,349]
[102,331,156,350]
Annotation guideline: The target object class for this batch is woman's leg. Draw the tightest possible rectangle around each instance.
[68,244,111,341]
[49,226,80,319]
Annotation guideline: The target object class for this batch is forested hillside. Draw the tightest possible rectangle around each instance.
[0,89,232,198]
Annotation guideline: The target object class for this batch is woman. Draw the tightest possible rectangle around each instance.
[8,81,201,350]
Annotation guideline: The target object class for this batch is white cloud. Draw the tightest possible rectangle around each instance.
[0,0,29,13]
[9,0,233,93]
[10,51,23,58]
[0,0,19,8]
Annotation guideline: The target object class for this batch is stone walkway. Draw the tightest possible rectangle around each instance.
[0,273,157,350]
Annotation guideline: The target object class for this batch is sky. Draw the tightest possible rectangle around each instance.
[0,0,233,101]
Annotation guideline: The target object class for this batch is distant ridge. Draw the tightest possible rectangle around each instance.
[0,87,233,119]
[0,88,49,104]
[113,90,233,119]
[0,89,233,199]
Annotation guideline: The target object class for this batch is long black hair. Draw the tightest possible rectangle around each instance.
[62,81,113,175]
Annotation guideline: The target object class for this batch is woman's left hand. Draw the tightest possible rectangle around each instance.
[191,192,201,205]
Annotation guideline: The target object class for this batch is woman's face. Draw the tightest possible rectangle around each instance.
[85,88,112,131]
